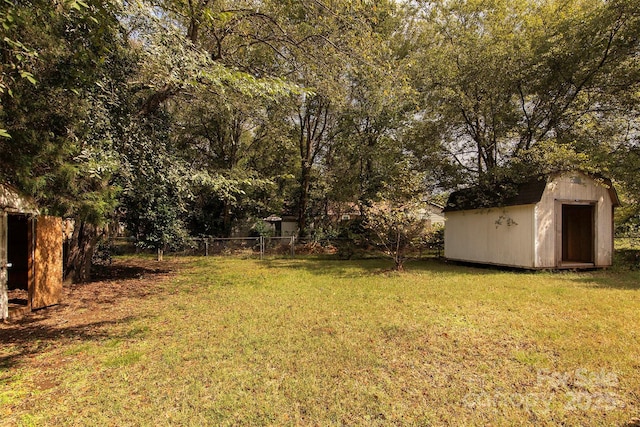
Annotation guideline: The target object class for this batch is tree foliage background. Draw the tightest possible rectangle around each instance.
[0,0,638,278]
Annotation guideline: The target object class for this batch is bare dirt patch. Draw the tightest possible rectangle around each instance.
[0,257,183,347]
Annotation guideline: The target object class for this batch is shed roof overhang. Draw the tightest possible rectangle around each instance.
[0,184,39,214]
[444,172,621,213]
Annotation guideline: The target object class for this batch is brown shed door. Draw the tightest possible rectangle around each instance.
[31,216,63,309]
[562,205,595,263]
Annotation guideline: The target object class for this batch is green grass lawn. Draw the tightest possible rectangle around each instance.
[1,256,639,426]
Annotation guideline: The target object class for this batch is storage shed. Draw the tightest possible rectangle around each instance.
[0,184,63,320]
[444,172,620,269]
[263,215,298,237]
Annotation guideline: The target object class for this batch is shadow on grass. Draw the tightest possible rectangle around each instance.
[211,254,640,291]
[0,257,177,370]
[414,253,640,290]
[261,256,397,278]
[571,269,640,290]
[89,263,172,283]
[0,315,144,371]
[260,256,499,278]
[570,249,640,290]
[407,258,533,275]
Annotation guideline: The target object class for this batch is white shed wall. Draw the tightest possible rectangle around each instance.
[281,220,298,237]
[535,173,615,267]
[444,205,536,267]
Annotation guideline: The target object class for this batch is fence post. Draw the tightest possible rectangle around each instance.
[291,235,295,257]
[260,235,264,260]
[204,239,209,257]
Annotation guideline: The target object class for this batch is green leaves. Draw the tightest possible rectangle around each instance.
[1,0,637,253]
[408,0,640,190]
[0,0,130,225]
[18,70,35,84]
[66,0,89,11]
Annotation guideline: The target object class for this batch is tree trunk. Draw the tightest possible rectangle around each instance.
[222,200,232,237]
[297,165,312,237]
[394,234,405,271]
[64,221,101,283]
[138,84,175,117]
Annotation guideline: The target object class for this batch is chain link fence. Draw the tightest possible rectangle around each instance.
[104,235,444,260]
[108,236,297,259]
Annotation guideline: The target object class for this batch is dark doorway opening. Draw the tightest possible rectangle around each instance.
[562,204,595,264]
[7,214,32,307]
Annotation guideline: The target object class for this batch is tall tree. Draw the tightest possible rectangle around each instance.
[0,0,132,281]
[115,0,301,242]
[409,0,640,186]
[281,0,410,232]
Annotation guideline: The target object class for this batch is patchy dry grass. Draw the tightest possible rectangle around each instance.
[1,256,639,426]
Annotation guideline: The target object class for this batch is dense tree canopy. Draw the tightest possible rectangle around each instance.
[407,0,639,183]
[1,0,638,276]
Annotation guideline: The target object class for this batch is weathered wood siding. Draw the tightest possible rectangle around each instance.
[31,216,63,309]
[535,173,615,268]
[444,204,536,267]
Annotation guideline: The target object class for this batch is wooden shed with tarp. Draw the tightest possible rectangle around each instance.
[443,172,621,269]
[0,184,63,320]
